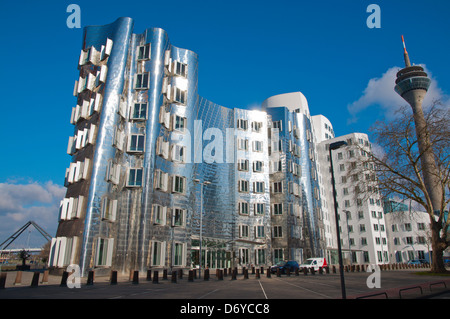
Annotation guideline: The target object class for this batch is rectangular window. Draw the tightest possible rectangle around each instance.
[173,115,186,132]
[237,159,249,171]
[272,182,283,193]
[239,248,249,264]
[150,241,165,266]
[127,168,143,187]
[272,203,283,215]
[101,197,117,221]
[135,73,149,89]
[95,238,114,267]
[238,202,249,215]
[152,204,166,225]
[239,225,249,238]
[256,249,266,265]
[172,208,185,227]
[251,121,263,132]
[173,61,188,78]
[154,169,169,192]
[173,87,187,104]
[237,119,248,130]
[172,175,186,194]
[255,225,265,238]
[238,180,249,193]
[237,138,248,151]
[171,144,186,163]
[137,44,151,60]
[253,181,264,193]
[128,134,145,152]
[131,103,147,120]
[173,242,185,266]
[253,160,264,172]
[253,140,263,152]
[272,121,282,131]
[254,203,264,215]
[273,248,283,263]
[273,226,283,238]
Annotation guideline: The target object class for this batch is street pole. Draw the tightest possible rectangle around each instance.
[194,179,210,279]
[329,141,347,299]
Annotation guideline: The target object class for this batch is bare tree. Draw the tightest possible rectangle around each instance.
[351,103,449,273]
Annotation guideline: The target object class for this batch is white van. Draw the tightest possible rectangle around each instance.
[300,258,327,271]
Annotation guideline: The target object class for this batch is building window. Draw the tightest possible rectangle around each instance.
[128,134,145,152]
[253,140,263,152]
[150,241,165,266]
[173,61,188,78]
[239,225,249,238]
[239,248,249,264]
[101,197,117,221]
[131,103,147,120]
[256,249,266,265]
[172,175,186,194]
[272,182,283,194]
[237,138,248,151]
[172,208,186,227]
[152,204,166,225]
[137,44,151,60]
[173,87,187,104]
[127,168,143,187]
[237,119,248,130]
[272,203,283,215]
[255,225,265,238]
[238,202,249,215]
[404,223,412,231]
[173,242,185,266]
[237,159,249,171]
[95,238,114,267]
[238,180,249,192]
[272,121,282,131]
[273,248,283,263]
[273,226,283,238]
[173,115,186,132]
[253,181,264,193]
[253,160,264,173]
[251,121,263,132]
[254,203,264,215]
[171,144,186,163]
[135,72,149,89]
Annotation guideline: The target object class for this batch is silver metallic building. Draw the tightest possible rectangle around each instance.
[48,18,327,276]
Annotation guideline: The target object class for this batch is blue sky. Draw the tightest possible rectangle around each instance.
[0,0,449,244]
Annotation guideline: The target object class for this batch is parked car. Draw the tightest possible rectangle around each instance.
[300,258,327,271]
[407,259,429,265]
[270,261,300,274]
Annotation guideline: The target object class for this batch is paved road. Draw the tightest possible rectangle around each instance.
[1,269,449,300]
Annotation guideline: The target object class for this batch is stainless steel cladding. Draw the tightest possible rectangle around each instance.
[51,18,327,276]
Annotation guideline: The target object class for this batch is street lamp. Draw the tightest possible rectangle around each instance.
[194,179,211,278]
[329,140,347,299]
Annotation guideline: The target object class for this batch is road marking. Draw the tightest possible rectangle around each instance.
[274,278,333,299]
[197,288,219,299]
[258,280,268,299]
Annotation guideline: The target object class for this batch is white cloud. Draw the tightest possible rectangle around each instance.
[0,181,65,249]
[347,65,448,124]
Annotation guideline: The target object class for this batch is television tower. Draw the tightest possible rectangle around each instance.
[394,36,442,214]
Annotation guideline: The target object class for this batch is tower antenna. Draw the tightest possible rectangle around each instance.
[401,35,411,67]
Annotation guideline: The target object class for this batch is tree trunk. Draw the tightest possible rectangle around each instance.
[430,220,447,273]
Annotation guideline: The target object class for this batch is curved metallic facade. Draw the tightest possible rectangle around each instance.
[51,18,327,276]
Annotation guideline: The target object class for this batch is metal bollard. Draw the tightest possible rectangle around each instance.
[256,268,260,279]
[188,270,194,282]
[87,270,94,285]
[163,269,168,280]
[178,269,183,279]
[0,273,6,289]
[132,270,139,284]
[204,269,210,281]
[30,272,40,288]
[110,271,118,285]
[60,271,69,287]
[41,270,49,284]
[147,269,152,281]
[303,267,308,276]
[231,268,237,280]
[218,269,223,280]
[153,270,159,284]
[260,266,264,275]
[244,268,249,279]
[266,267,271,278]
[276,268,281,277]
